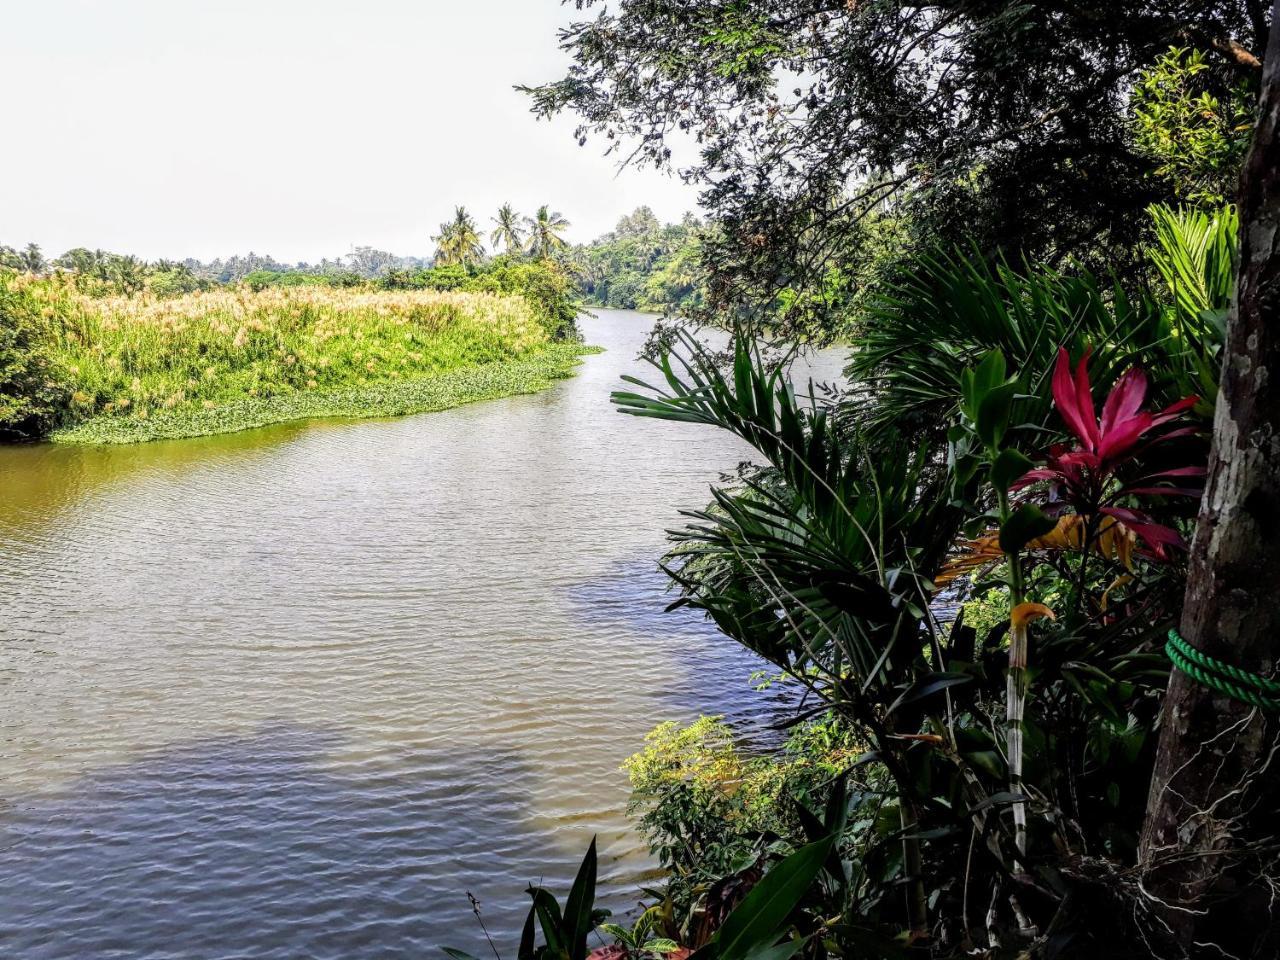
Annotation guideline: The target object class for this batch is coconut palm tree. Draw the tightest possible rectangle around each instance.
[490,204,525,256]
[432,206,485,267]
[525,206,570,259]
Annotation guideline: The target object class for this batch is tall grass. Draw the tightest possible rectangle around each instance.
[12,276,554,426]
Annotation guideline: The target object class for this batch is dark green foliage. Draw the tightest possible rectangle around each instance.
[0,278,70,438]
[526,2,1264,336]
[446,834,835,960]
[565,208,704,314]
[613,316,1205,953]
[242,270,330,292]
[844,230,1226,453]
[1132,47,1257,205]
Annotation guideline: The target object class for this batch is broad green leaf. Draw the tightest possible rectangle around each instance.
[644,939,682,954]
[975,382,1016,448]
[563,837,598,960]
[998,503,1057,554]
[989,448,1034,494]
[713,837,833,960]
[887,672,974,715]
[741,939,805,960]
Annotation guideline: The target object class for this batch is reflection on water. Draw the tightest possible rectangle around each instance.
[0,311,845,959]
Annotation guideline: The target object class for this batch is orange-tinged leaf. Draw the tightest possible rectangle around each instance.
[1011,602,1055,628]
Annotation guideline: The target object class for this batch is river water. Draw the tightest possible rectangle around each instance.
[0,310,844,960]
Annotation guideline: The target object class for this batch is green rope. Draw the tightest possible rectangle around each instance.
[1165,628,1280,711]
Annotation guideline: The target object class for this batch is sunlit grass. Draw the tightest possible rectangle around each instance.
[52,343,601,444]
[7,276,595,442]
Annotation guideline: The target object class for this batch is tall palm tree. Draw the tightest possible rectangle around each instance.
[432,206,485,268]
[525,206,570,259]
[490,203,525,256]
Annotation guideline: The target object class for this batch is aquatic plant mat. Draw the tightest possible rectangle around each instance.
[52,343,600,444]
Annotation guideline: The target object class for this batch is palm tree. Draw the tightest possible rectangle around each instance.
[432,206,485,267]
[525,205,570,259]
[490,204,525,255]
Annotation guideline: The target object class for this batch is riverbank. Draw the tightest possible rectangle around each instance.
[2,275,595,443]
[50,342,600,444]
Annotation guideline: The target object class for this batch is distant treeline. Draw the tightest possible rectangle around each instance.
[1,204,706,318]
[558,206,705,314]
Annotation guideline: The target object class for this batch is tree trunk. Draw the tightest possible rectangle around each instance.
[1139,6,1280,956]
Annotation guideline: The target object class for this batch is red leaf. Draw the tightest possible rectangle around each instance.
[1099,367,1148,438]
[1149,395,1200,429]
[1073,348,1100,450]
[1121,486,1204,498]
[1100,507,1188,552]
[1052,347,1099,451]
[1097,411,1153,462]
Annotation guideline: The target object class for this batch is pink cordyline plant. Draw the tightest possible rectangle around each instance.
[1014,346,1205,558]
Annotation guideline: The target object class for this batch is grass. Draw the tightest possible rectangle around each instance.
[5,276,598,443]
[52,343,601,444]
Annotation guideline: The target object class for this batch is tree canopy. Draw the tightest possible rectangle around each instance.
[525,1,1267,335]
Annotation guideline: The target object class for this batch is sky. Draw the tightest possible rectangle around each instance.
[0,0,700,263]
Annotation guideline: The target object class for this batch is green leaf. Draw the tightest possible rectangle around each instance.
[975,382,1016,448]
[963,349,1007,416]
[530,887,565,955]
[887,672,974,715]
[644,939,682,954]
[713,837,833,960]
[519,898,537,960]
[563,836,599,960]
[741,940,805,960]
[601,923,634,947]
[999,503,1057,554]
[989,448,1034,494]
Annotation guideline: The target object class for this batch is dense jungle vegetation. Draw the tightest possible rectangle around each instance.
[446,4,1277,960]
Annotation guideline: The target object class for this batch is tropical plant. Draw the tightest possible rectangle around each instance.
[491,204,527,255]
[445,835,835,960]
[844,204,1234,455]
[1132,46,1255,206]
[526,206,570,259]
[623,715,862,930]
[1148,203,1238,400]
[613,323,1207,953]
[1013,347,1204,558]
[434,207,486,268]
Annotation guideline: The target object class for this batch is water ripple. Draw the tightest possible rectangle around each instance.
[0,311,846,958]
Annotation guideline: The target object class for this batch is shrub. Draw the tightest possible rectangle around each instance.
[0,274,71,437]
[624,715,862,929]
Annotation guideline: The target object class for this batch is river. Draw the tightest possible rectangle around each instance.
[0,310,845,960]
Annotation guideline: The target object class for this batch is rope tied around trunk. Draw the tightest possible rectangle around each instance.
[1166,628,1280,711]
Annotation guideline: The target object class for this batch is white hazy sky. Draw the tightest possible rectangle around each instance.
[0,0,699,262]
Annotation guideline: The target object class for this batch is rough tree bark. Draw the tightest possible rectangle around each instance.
[1139,5,1280,957]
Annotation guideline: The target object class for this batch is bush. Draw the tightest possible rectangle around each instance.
[624,715,862,930]
[376,258,580,339]
[0,275,71,438]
